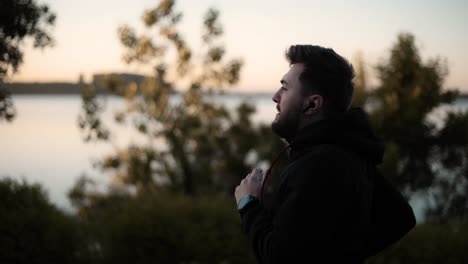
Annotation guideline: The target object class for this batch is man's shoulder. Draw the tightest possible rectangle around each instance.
[282,144,361,183]
[278,144,361,193]
[295,144,356,164]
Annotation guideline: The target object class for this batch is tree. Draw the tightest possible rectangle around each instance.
[351,50,369,108]
[0,178,87,263]
[0,0,56,121]
[74,4,286,261]
[78,0,285,197]
[367,33,468,223]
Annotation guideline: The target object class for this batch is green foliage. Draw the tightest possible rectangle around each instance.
[0,88,15,121]
[70,189,255,264]
[4,174,467,263]
[351,51,369,108]
[356,32,468,223]
[371,33,459,188]
[0,177,86,263]
[0,0,56,122]
[366,222,468,264]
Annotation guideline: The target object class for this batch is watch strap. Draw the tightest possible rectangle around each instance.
[237,195,257,210]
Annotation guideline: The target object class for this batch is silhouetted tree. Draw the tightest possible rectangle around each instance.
[364,33,468,223]
[351,50,369,108]
[0,0,56,122]
[74,3,285,260]
[78,0,284,197]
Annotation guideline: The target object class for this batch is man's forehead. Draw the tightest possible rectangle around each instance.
[290,63,304,71]
[281,63,304,83]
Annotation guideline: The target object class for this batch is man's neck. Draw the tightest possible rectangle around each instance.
[283,115,325,144]
[298,114,325,133]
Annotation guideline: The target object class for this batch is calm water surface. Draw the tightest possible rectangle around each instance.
[0,94,275,211]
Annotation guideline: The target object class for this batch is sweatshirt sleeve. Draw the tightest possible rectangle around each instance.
[239,151,356,263]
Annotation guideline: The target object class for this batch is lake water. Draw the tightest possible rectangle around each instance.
[1,94,467,222]
[0,94,276,210]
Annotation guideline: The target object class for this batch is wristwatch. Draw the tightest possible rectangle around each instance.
[237,195,257,210]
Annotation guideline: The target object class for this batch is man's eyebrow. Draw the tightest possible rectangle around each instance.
[280,79,288,85]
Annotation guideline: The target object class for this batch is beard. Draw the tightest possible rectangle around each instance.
[271,107,302,142]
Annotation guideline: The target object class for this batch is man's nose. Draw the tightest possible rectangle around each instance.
[272,89,281,103]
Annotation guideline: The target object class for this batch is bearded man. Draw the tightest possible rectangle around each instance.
[234,45,416,264]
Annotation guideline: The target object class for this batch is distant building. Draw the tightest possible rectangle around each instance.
[78,73,85,84]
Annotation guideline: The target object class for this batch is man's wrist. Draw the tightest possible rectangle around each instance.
[237,195,257,211]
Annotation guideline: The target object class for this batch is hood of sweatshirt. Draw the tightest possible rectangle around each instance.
[288,107,385,164]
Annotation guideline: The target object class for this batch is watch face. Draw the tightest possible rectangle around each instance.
[238,199,247,210]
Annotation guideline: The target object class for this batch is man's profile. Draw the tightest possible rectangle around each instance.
[234,45,416,263]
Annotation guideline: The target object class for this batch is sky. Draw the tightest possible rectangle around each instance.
[10,0,468,93]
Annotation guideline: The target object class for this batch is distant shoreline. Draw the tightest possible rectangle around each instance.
[2,82,87,95]
[2,81,467,99]
[0,81,274,97]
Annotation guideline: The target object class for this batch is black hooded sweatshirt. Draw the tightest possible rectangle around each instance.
[239,108,416,264]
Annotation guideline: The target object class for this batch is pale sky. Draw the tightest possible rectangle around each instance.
[11,0,468,92]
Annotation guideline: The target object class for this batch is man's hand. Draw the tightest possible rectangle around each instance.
[234,167,264,204]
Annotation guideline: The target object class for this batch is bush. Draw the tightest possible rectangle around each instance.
[77,191,255,264]
[367,222,468,264]
[0,177,86,264]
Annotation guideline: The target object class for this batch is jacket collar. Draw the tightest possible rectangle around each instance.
[287,108,385,164]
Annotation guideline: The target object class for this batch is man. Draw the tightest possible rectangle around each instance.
[234,45,416,263]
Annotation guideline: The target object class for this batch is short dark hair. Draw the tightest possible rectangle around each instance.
[286,45,355,114]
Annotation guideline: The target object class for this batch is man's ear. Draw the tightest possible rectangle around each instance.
[302,94,323,114]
